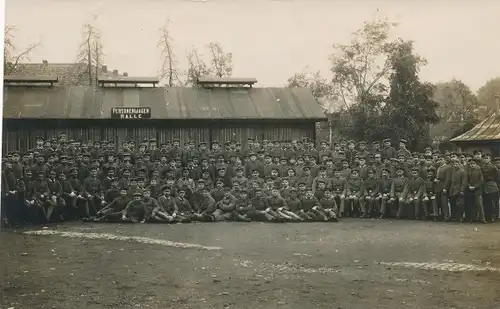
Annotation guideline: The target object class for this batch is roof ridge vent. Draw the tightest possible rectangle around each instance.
[197,76,257,88]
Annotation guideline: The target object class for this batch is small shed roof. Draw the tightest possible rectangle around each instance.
[7,62,125,85]
[450,113,500,142]
[3,86,326,121]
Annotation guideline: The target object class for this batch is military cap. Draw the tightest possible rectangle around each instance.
[133,192,142,197]
[383,138,391,143]
[49,170,57,175]
[316,179,326,184]
[297,180,307,185]
[494,157,500,161]
[319,165,327,171]
[400,139,408,144]
[197,179,205,183]
[372,141,380,145]
[70,167,78,173]
[160,185,172,192]
[199,141,207,146]
[149,138,157,142]
[396,166,405,171]
[215,178,224,184]
[248,152,257,157]
[358,141,367,145]
[411,166,420,172]
[211,140,219,145]
[303,166,311,171]
[201,187,210,192]
[36,136,45,141]
[173,138,180,142]
[35,152,44,158]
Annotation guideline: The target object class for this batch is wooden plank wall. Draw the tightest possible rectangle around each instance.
[2,122,315,153]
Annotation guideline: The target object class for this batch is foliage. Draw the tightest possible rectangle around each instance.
[383,41,439,150]
[477,77,500,116]
[329,17,400,109]
[286,16,440,150]
[4,25,41,75]
[158,20,181,87]
[286,70,337,111]
[433,79,480,124]
[74,21,105,85]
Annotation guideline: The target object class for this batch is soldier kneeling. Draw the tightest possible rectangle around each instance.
[122,192,145,223]
[213,187,238,221]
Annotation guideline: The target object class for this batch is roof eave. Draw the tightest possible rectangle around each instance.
[451,138,500,143]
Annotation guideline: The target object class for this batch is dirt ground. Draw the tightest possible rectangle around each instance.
[1,220,500,309]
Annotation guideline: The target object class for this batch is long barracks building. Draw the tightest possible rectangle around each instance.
[2,75,326,152]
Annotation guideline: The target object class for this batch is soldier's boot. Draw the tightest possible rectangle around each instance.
[414,200,421,220]
[396,200,404,219]
[380,198,387,218]
[338,198,345,218]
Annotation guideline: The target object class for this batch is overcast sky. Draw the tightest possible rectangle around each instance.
[5,0,500,91]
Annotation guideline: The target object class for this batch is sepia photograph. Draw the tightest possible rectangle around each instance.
[1,0,500,308]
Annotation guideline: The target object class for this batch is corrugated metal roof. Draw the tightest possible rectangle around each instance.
[450,113,500,142]
[3,86,326,120]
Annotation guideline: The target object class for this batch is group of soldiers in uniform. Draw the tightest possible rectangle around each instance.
[2,133,500,227]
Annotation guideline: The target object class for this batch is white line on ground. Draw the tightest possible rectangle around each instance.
[381,261,500,273]
[24,230,222,251]
[234,259,341,274]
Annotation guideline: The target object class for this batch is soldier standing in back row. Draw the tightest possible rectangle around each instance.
[448,158,467,222]
[481,154,499,223]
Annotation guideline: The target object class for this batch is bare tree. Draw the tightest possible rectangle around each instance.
[185,48,213,87]
[4,25,41,75]
[74,21,104,85]
[158,20,181,87]
[207,42,233,78]
[184,42,233,87]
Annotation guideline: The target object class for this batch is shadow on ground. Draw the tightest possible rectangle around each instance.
[1,220,500,309]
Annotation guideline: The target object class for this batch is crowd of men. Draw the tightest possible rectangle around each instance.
[2,133,500,227]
